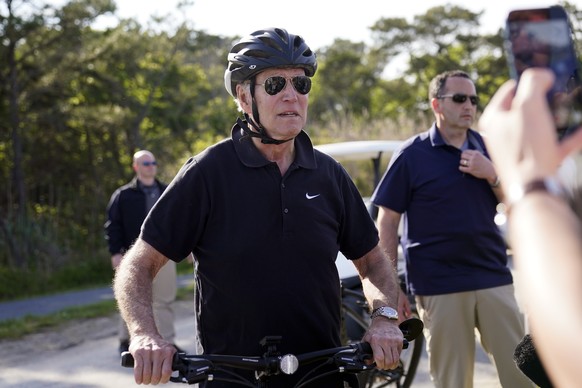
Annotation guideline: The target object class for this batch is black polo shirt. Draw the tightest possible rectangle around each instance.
[141,123,378,371]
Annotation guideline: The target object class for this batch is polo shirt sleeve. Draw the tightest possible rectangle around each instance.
[371,149,411,214]
[140,157,208,262]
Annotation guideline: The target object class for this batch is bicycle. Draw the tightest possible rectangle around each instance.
[121,317,423,388]
[341,274,424,388]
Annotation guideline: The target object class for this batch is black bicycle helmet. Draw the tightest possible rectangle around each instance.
[224,27,317,97]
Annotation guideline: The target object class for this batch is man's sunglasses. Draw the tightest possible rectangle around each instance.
[437,94,479,106]
[256,76,312,96]
[141,161,157,166]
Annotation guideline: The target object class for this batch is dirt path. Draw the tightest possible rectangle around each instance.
[0,300,197,388]
[0,299,501,388]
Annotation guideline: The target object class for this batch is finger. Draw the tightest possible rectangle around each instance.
[370,342,386,369]
[559,127,582,159]
[160,353,174,384]
[485,79,517,112]
[133,352,146,385]
[479,80,517,136]
[378,345,398,370]
[388,347,400,370]
[515,68,555,104]
[141,350,154,385]
[150,351,163,384]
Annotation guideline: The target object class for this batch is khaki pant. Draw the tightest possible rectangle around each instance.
[416,285,533,388]
[118,260,177,342]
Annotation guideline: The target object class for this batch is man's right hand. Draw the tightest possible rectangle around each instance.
[129,335,176,385]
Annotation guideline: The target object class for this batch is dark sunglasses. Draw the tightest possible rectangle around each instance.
[141,161,157,166]
[438,93,479,106]
[256,76,312,96]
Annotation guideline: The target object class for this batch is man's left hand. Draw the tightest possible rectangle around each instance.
[363,318,404,370]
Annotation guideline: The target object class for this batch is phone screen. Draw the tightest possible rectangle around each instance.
[505,6,582,140]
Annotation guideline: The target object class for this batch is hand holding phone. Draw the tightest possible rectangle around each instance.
[504,5,582,140]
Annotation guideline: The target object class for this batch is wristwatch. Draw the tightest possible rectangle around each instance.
[370,306,399,321]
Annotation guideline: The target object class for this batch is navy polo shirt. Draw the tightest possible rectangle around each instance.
[371,124,512,296]
[141,122,378,364]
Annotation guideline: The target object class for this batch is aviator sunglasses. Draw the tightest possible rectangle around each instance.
[141,161,157,166]
[437,93,479,106]
[256,76,312,96]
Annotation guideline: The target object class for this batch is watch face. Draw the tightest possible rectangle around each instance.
[372,306,398,320]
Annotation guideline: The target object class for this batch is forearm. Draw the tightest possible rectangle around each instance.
[355,245,399,310]
[113,239,167,339]
[379,228,400,271]
[376,207,402,269]
[356,245,403,370]
[510,193,582,387]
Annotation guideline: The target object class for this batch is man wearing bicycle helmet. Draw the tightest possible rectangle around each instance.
[114,28,404,387]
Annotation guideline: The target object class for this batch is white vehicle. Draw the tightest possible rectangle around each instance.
[314,140,404,279]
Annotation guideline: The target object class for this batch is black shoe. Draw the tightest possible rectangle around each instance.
[119,340,130,354]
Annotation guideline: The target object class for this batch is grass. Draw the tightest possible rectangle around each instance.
[0,300,117,340]
[0,282,195,341]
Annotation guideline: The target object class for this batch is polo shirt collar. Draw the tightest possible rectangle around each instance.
[429,123,447,147]
[231,118,317,169]
[429,123,481,150]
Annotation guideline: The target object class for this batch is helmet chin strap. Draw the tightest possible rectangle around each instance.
[240,78,293,145]
[241,114,293,145]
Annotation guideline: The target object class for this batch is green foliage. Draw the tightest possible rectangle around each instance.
[0,253,112,301]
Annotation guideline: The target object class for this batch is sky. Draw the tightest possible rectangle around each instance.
[99,0,582,51]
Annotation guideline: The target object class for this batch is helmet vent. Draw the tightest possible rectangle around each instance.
[274,28,288,43]
[246,49,269,59]
[258,35,284,52]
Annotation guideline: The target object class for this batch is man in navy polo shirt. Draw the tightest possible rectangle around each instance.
[113,28,404,387]
[372,70,531,387]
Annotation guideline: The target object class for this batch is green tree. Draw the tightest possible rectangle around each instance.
[0,0,116,269]
[368,4,506,124]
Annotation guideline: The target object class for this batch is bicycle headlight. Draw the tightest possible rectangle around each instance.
[279,354,299,375]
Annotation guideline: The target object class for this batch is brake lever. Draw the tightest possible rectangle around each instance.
[179,358,214,384]
[333,350,376,372]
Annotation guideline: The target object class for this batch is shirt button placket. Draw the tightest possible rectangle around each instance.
[282,182,290,215]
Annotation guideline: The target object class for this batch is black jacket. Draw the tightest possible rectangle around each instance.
[104,177,167,255]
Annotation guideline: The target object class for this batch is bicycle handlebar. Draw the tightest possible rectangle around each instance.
[121,318,423,387]
[121,342,374,386]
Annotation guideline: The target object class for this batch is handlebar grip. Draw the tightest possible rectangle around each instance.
[120,351,181,369]
[121,351,134,368]
[355,341,372,355]
[355,339,408,355]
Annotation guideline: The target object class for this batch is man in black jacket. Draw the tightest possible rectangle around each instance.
[105,150,178,354]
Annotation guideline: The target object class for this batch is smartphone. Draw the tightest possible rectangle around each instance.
[504,5,582,140]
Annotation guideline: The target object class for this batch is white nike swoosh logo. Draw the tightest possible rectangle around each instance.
[305,193,321,200]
